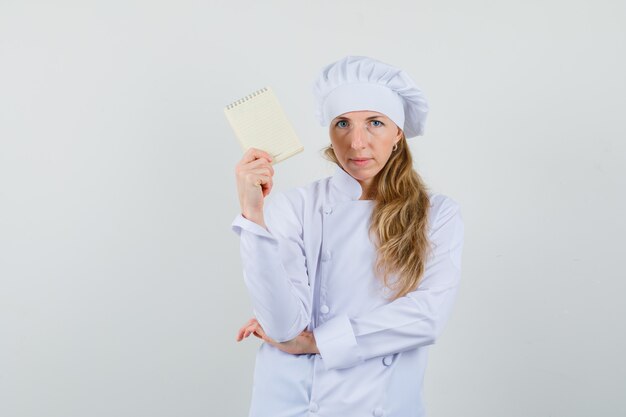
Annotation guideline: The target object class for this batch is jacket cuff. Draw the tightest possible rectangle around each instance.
[231,214,275,241]
[313,314,364,370]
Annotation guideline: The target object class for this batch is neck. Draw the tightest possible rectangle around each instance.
[358,178,374,200]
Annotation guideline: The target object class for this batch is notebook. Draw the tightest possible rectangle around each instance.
[224,87,304,164]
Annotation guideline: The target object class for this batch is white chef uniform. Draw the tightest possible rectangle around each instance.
[231,165,464,417]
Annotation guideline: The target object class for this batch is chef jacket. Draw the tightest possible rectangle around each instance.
[231,165,464,417]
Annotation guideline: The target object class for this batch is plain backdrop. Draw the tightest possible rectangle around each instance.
[1,1,625,416]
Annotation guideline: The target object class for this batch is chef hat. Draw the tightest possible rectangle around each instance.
[313,56,429,138]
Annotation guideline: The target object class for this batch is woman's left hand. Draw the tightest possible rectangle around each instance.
[236,318,320,355]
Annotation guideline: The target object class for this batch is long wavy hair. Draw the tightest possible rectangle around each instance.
[324,133,432,300]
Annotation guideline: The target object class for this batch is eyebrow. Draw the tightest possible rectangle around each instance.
[335,114,385,121]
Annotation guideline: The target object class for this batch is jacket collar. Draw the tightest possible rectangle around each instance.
[329,165,436,204]
[331,165,363,201]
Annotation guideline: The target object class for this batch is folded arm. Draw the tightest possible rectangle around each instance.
[312,197,465,370]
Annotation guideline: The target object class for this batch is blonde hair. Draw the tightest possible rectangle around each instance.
[324,134,432,300]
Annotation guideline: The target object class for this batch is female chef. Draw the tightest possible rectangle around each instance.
[231,56,464,417]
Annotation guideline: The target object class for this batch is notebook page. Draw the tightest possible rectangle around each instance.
[224,87,304,163]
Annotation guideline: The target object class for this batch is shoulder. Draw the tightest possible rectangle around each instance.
[266,175,332,212]
[427,192,463,231]
[428,192,461,213]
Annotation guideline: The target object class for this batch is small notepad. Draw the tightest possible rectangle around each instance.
[224,87,304,164]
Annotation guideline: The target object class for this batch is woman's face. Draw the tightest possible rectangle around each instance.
[329,110,402,193]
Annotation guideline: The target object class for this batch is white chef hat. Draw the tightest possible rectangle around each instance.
[313,56,429,138]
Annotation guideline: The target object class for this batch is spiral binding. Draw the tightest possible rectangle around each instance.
[225,87,270,110]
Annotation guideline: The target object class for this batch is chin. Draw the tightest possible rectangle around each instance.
[345,169,373,182]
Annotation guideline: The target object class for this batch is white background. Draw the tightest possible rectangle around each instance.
[1,1,625,416]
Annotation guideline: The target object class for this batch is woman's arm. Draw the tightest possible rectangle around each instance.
[232,148,311,343]
[231,190,311,343]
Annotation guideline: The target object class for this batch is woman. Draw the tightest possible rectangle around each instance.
[231,56,464,417]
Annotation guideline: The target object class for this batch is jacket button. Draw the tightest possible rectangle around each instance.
[373,407,384,417]
[323,206,333,215]
[382,355,393,366]
[320,305,330,314]
[309,402,319,412]
[321,250,331,261]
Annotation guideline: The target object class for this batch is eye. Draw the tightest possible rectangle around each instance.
[336,120,349,128]
[371,120,384,127]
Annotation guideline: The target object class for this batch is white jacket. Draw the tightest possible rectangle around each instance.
[231,166,464,417]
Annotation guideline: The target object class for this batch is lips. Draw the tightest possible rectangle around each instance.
[350,158,372,166]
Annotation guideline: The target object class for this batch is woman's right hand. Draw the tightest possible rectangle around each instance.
[236,318,319,355]
[235,148,274,228]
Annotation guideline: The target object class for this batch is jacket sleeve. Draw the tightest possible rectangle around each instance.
[231,192,311,342]
[313,196,464,371]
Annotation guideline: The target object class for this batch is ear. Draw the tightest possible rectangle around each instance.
[396,126,403,141]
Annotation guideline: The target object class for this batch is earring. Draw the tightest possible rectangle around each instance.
[329,143,333,149]
[392,143,398,152]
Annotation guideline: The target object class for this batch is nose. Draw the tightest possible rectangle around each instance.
[350,126,367,150]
